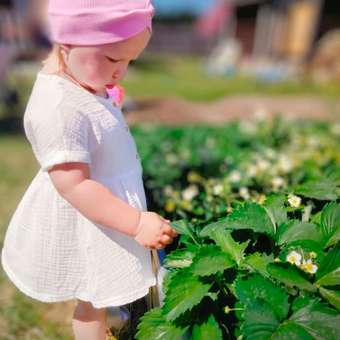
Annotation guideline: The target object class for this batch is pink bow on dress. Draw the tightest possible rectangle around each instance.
[106,84,125,107]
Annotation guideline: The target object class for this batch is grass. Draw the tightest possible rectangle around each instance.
[0,134,74,340]
[121,53,340,101]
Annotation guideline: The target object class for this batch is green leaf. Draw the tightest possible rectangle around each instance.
[240,298,340,340]
[224,202,276,237]
[205,228,248,266]
[171,220,199,245]
[295,179,338,201]
[199,217,229,238]
[267,263,316,292]
[325,166,340,185]
[241,301,279,340]
[319,287,340,311]
[163,269,212,322]
[162,270,179,296]
[190,245,234,276]
[235,274,289,321]
[244,253,274,278]
[291,295,313,313]
[136,307,188,340]
[316,268,340,287]
[320,202,340,248]
[311,211,322,225]
[192,315,223,340]
[164,248,197,269]
[277,220,322,245]
[264,194,288,228]
[273,322,313,340]
[316,245,340,286]
[290,298,340,339]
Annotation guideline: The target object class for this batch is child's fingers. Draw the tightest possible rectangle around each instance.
[165,221,178,237]
[172,229,178,237]
[153,242,166,250]
[162,224,177,236]
[161,234,173,244]
[161,224,173,234]
[170,228,178,237]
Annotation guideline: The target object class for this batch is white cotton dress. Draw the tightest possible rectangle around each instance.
[0,72,156,308]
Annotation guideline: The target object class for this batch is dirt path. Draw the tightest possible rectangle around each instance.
[125,95,340,126]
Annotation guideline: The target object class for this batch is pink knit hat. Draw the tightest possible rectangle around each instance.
[47,0,154,45]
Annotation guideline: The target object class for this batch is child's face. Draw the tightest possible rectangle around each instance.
[62,28,151,95]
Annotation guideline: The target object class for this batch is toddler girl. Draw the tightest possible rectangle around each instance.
[0,1,177,339]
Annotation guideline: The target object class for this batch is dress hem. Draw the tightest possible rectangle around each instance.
[1,249,157,308]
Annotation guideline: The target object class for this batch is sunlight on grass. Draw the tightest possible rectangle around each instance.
[122,53,340,101]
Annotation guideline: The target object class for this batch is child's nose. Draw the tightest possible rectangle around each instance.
[112,67,127,80]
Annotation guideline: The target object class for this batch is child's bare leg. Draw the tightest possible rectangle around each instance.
[72,299,107,340]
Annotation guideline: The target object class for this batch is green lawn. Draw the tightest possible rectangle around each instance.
[0,134,74,340]
[122,53,340,101]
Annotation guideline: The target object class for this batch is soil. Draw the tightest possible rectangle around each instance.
[124,95,340,126]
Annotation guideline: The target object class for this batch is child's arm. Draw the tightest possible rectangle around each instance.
[48,162,177,247]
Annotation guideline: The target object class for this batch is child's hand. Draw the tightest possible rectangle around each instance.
[133,212,178,249]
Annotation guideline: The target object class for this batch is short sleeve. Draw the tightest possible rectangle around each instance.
[25,103,92,172]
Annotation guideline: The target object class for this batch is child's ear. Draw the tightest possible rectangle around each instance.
[60,44,71,60]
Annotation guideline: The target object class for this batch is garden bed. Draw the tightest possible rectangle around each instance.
[132,115,340,339]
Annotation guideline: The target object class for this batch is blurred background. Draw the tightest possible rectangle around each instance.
[0,0,339,339]
[1,0,340,128]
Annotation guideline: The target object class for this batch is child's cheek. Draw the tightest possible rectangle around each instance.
[84,59,109,84]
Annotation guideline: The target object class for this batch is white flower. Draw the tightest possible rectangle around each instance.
[165,153,178,165]
[286,251,302,266]
[163,185,173,196]
[256,159,270,172]
[246,165,257,178]
[182,185,199,201]
[271,176,285,191]
[265,148,276,160]
[288,194,301,208]
[213,183,224,196]
[278,155,293,173]
[239,187,250,200]
[300,259,318,274]
[228,170,241,183]
[179,148,190,160]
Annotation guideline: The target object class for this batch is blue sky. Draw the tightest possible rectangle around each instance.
[153,0,216,17]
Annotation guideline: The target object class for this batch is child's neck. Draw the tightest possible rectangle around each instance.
[40,58,107,98]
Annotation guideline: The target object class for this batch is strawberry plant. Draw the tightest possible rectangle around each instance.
[136,199,340,339]
[133,117,340,339]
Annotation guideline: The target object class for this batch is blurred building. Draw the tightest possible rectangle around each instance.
[148,0,340,62]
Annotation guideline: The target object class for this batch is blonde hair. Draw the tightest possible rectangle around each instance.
[41,43,67,74]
